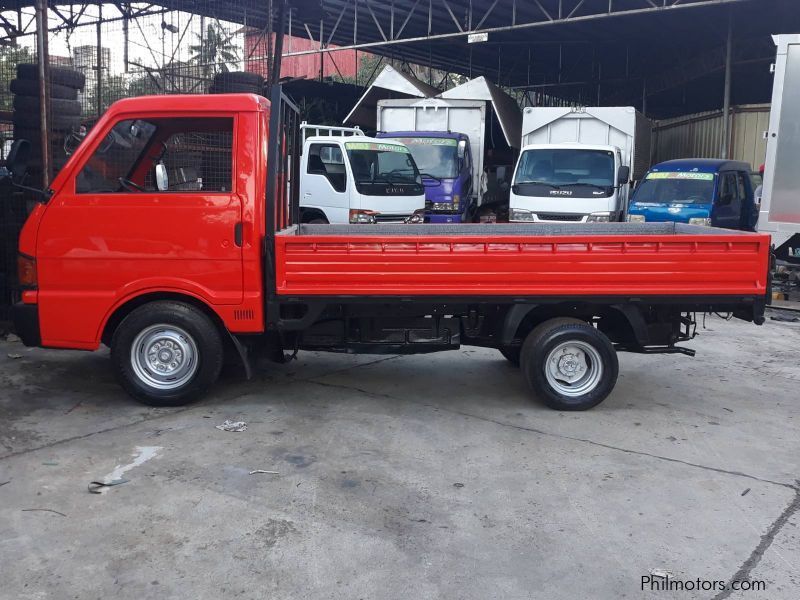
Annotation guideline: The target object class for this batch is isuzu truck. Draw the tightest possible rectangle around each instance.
[509,106,651,223]
[4,90,770,411]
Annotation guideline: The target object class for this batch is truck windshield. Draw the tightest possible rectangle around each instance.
[633,173,715,205]
[345,141,423,196]
[514,149,615,198]
[386,137,459,179]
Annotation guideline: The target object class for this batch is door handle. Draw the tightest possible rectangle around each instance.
[234,222,243,247]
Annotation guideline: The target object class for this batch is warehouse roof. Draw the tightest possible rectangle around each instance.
[6,0,800,118]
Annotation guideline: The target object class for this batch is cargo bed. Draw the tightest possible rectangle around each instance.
[275,223,771,298]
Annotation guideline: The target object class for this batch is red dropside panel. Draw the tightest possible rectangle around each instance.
[274,232,771,297]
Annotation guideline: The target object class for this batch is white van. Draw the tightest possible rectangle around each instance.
[299,123,425,224]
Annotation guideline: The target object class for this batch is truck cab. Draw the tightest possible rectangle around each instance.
[509,143,629,223]
[299,124,425,224]
[376,131,472,223]
[627,159,758,231]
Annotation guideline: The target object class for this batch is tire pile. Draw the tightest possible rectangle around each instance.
[208,71,265,95]
[9,64,86,183]
[1,64,84,320]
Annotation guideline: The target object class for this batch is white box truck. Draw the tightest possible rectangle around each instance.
[509,106,651,223]
[758,33,800,265]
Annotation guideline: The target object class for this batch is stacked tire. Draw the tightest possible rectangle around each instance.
[10,64,85,184]
[208,71,265,95]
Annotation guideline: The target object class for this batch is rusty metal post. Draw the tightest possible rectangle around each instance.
[35,0,50,187]
[96,3,103,117]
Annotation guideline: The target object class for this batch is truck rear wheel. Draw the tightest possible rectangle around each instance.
[520,318,618,411]
[111,301,224,406]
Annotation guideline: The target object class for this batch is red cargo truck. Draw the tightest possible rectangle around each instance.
[5,90,771,410]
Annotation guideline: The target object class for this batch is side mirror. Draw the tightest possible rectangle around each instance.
[511,184,520,195]
[457,139,466,159]
[155,163,169,191]
[617,165,630,185]
[5,139,31,185]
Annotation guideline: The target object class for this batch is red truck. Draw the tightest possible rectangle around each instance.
[4,90,771,411]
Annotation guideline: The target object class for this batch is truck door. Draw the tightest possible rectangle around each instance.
[713,171,742,230]
[302,142,349,223]
[36,115,243,346]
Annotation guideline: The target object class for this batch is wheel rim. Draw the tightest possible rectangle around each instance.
[544,340,603,398]
[130,324,199,390]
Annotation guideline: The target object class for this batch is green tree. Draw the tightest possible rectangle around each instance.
[189,22,240,78]
[1,45,36,111]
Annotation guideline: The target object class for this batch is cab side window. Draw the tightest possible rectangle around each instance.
[718,173,738,206]
[77,117,234,193]
[307,143,346,193]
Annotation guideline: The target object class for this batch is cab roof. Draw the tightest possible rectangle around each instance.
[105,93,268,116]
[376,131,468,140]
[650,159,752,174]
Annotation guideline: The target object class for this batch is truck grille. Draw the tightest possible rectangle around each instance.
[375,214,411,223]
[536,213,585,222]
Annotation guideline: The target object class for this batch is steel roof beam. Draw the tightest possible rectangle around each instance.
[282,0,754,58]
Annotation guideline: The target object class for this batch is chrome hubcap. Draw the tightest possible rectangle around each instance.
[131,325,198,390]
[545,341,603,397]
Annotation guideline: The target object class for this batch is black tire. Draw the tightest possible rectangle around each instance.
[209,82,263,94]
[213,71,264,88]
[499,347,521,366]
[16,63,86,89]
[13,111,81,131]
[10,78,79,100]
[13,95,82,116]
[520,318,618,411]
[111,301,224,406]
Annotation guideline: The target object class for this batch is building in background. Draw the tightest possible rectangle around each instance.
[72,45,110,105]
[243,31,358,81]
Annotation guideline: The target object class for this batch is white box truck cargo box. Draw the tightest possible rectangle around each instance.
[521,106,651,180]
[759,34,800,260]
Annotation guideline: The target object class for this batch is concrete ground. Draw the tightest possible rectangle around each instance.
[0,314,798,600]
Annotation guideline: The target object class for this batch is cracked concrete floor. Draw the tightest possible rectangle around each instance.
[0,314,798,599]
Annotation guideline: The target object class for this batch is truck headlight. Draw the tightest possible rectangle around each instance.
[627,214,645,223]
[689,217,712,226]
[587,212,612,223]
[349,209,378,224]
[404,209,425,224]
[510,208,534,222]
[431,202,455,211]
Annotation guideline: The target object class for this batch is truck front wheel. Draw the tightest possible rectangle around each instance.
[520,318,618,411]
[111,301,224,406]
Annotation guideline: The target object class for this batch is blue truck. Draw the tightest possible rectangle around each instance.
[626,159,758,231]
[376,131,473,223]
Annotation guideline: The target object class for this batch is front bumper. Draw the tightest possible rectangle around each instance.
[426,212,467,224]
[11,302,41,346]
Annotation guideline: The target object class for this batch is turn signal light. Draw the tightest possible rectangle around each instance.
[17,254,37,287]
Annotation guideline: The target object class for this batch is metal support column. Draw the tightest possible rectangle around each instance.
[721,10,733,158]
[270,0,287,86]
[35,0,50,187]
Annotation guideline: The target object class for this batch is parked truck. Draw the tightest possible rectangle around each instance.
[627,159,759,231]
[4,91,771,412]
[758,33,800,266]
[509,106,651,223]
[375,99,482,223]
[299,123,425,224]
